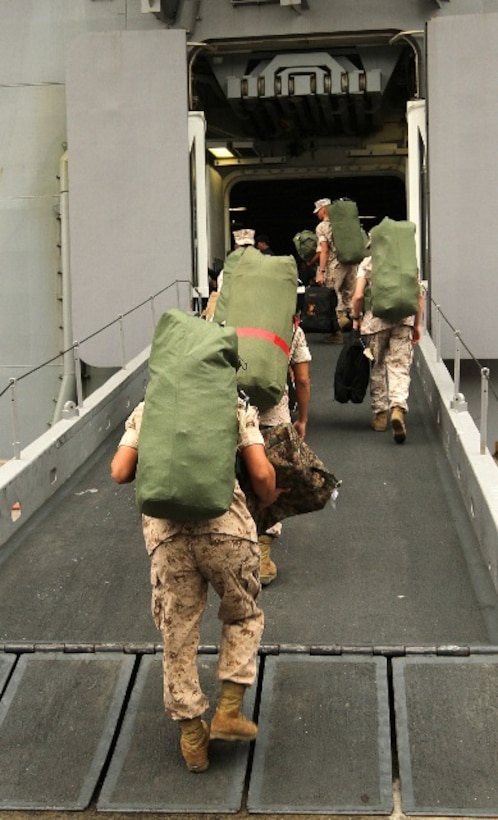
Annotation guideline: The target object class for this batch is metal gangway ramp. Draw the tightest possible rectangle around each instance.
[1,338,498,817]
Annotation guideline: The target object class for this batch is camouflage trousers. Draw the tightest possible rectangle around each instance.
[150,534,264,721]
[324,260,357,313]
[366,324,414,413]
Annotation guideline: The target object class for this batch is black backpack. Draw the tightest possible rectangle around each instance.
[300,284,338,334]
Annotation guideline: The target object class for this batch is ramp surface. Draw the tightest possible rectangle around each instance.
[393,655,498,816]
[1,337,498,816]
[248,655,392,814]
[0,340,496,650]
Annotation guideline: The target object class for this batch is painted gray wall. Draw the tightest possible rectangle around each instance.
[175,0,496,41]
[0,0,163,457]
[427,12,498,358]
[66,28,192,367]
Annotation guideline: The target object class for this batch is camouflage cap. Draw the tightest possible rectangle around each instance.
[313,198,331,214]
[233,228,255,246]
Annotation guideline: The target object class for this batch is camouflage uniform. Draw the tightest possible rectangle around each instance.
[357,256,415,414]
[258,326,311,428]
[258,325,311,538]
[118,400,264,721]
[315,217,357,314]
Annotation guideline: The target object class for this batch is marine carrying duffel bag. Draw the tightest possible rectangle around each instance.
[369,217,420,323]
[136,309,240,521]
[212,247,245,325]
[326,198,367,265]
[223,246,298,413]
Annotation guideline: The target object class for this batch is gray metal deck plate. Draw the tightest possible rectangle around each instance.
[0,653,15,691]
[247,655,392,814]
[0,652,134,810]
[393,655,498,815]
[98,654,256,813]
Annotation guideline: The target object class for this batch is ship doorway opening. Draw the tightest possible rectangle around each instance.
[229,176,406,257]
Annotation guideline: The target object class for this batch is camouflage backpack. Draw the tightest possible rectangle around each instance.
[240,423,341,533]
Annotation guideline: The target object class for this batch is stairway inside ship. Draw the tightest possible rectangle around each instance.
[1,338,498,817]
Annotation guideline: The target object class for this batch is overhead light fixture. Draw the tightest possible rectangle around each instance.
[207,140,261,160]
[207,146,235,159]
[229,206,248,212]
[206,139,287,166]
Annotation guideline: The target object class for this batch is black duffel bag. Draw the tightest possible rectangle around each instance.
[334,330,370,404]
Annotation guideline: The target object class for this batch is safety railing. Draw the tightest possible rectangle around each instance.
[426,288,497,456]
[1,282,496,462]
[0,280,200,462]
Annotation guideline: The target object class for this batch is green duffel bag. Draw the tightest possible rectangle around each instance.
[293,229,317,262]
[327,198,367,264]
[213,247,245,325]
[224,246,298,412]
[136,309,239,521]
[369,217,420,323]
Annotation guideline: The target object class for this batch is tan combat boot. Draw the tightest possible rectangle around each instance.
[337,311,352,331]
[259,534,277,586]
[371,411,388,432]
[179,717,210,772]
[391,406,407,444]
[210,681,258,741]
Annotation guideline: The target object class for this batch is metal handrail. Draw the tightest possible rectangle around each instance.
[0,280,193,460]
[426,289,497,456]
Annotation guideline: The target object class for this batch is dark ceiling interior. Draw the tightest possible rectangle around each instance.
[228,176,406,258]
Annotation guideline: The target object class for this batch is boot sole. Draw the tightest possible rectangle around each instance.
[187,760,209,772]
[210,729,257,742]
[260,574,277,586]
[391,418,406,444]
